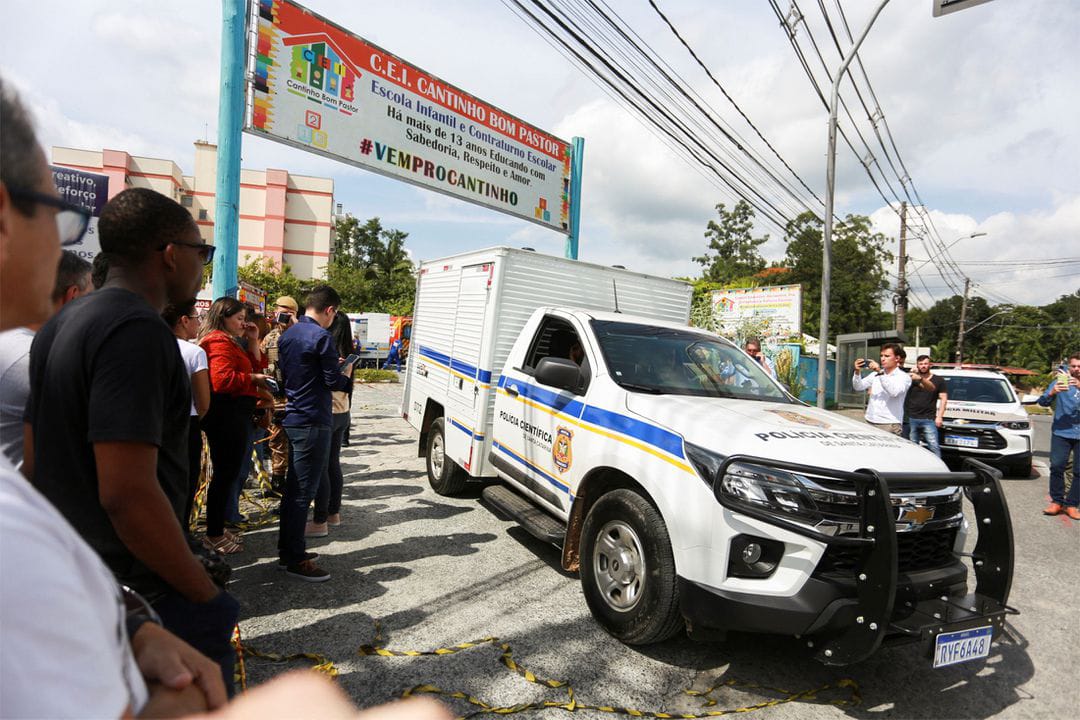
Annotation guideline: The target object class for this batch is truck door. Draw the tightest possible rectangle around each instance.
[494,314,589,513]
[447,263,493,409]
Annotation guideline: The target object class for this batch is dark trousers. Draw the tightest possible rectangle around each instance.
[153,589,241,697]
[184,415,202,533]
[201,394,255,536]
[1049,434,1079,506]
[277,424,332,564]
[314,412,350,523]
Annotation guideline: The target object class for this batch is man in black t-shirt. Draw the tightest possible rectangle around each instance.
[25,187,239,691]
[904,354,948,457]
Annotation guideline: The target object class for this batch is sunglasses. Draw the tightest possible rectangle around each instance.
[8,189,91,247]
[160,240,216,265]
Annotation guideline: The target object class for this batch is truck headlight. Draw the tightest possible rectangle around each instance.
[718,462,821,523]
[998,421,1029,430]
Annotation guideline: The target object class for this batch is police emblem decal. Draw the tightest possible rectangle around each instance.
[553,427,573,473]
[764,409,831,429]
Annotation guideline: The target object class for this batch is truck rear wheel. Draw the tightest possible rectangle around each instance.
[580,489,682,645]
[426,418,467,496]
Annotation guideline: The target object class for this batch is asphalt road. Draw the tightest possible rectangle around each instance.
[230,384,1077,720]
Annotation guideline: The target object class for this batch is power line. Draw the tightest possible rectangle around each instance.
[506,0,798,231]
[646,0,825,209]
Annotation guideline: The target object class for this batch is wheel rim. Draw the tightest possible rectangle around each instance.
[430,431,445,478]
[592,520,646,612]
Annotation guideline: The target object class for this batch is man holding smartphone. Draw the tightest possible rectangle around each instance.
[743,338,775,378]
[1038,353,1080,519]
[276,285,355,581]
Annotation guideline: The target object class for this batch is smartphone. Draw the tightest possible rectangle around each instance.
[276,312,291,325]
[264,378,281,395]
[341,353,360,373]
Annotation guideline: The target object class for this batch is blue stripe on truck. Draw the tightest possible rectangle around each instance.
[497,375,685,461]
[417,345,493,384]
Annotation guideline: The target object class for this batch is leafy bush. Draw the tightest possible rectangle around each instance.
[354,368,399,383]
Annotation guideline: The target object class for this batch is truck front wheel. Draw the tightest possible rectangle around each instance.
[426,418,467,495]
[580,489,682,645]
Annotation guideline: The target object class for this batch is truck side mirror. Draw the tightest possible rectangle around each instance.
[535,357,581,393]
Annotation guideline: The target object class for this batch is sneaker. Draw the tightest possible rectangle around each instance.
[1043,502,1064,516]
[305,521,329,538]
[285,559,330,582]
[327,513,341,526]
[277,551,318,569]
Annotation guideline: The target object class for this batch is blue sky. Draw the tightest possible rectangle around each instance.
[2,0,1076,309]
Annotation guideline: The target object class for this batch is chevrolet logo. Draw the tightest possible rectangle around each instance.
[897,504,936,525]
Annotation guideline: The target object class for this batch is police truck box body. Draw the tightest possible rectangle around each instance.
[403,247,1014,667]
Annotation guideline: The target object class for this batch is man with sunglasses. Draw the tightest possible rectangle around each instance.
[23,185,239,693]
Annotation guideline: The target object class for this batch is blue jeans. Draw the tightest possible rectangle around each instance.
[314,412,350,523]
[278,425,332,565]
[153,589,240,696]
[908,418,941,457]
[1048,434,1079,506]
[226,420,256,523]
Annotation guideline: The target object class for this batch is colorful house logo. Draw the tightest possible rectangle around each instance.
[288,38,357,104]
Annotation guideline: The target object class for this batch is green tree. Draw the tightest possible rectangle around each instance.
[237,255,306,304]
[694,200,768,284]
[780,212,893,338]
[331,215,416,314]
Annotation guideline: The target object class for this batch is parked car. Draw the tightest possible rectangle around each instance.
[932,367,1035,478]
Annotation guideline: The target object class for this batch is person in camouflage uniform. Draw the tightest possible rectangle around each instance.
[260,296,298,496]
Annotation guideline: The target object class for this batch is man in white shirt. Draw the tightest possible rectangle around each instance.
[852,342,911,435]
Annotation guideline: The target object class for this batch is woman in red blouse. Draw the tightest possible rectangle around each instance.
[197,297,267,553]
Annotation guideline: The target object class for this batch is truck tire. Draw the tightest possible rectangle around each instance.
[579,489,682,645]
[426,418,467,496]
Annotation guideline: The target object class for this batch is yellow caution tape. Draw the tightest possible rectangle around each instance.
[232,623,338,690]
[359,621,860,718]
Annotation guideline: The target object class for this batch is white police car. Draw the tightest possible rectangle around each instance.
[933,367,1034,477]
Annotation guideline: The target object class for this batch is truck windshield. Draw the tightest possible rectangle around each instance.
[942,376,1015,404]
[590,320,792,402]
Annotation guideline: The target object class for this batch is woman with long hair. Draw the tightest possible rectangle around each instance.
[197,297,267,553]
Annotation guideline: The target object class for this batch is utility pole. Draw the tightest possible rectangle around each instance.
[955,277,971,364]
[818,0,892,408]
[895,201,908,334]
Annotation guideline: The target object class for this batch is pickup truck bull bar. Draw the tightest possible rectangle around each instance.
[711,455,1015,666]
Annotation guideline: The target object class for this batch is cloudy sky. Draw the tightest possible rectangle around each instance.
[2,0,1076,309]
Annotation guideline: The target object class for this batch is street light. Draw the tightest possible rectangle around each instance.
[954,304,1010,367]
[912,231,987,273]
[816,1,995,407]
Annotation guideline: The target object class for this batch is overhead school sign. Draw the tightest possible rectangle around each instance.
[245,0,572,233]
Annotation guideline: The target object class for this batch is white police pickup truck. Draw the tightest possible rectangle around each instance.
[402,247,1014,666]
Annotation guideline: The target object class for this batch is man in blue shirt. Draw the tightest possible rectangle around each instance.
[1038,352,1080,519]
[277,286,354,581]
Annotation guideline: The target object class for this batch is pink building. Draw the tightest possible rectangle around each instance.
[52,142,335,279]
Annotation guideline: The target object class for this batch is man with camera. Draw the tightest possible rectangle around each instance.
[852,343,911,435]
[903,354,947,456]
[1038,353,1080,519]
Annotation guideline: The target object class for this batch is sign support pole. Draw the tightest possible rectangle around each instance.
[212,0,246,299]
[565,136,584,260]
